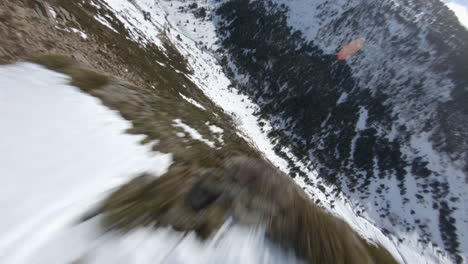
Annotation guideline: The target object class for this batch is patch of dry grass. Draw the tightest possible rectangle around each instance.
[30,54,109,91]
[101,167,228,239]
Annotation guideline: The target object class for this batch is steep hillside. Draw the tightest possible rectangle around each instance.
[213,0,467,262]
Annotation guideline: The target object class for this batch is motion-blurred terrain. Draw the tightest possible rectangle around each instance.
[0,0,467,263]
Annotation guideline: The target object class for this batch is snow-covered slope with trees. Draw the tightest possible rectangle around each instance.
[212,0,468,263]
[82,0,467,262]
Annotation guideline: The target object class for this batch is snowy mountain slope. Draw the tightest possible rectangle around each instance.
[93,1,462,262]
[211,0,468,262]
[84,0,466,263]
[0,62,306,264]
[1,1,307,263]
[0,0,465,263]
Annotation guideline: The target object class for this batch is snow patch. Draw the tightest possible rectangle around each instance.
[48,7,57,19]
[208,124,223,134]
[179,92,206,110]
[206,122,224,144]
[445,1,468,29]
[69,27,88,39]
[173,119,216,148]
[356,107,368,131]
[94,14,119,33]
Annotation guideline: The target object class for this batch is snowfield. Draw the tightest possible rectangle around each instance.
[0,62,304,264]
[0,62,174,263]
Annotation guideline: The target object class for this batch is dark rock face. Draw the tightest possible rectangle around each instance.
[186,169,223,210]
[214,0,467,261]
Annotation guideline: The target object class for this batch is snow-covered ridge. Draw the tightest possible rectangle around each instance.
[0,62,172,263]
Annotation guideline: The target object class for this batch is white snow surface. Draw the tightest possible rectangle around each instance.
[445,1,468,29]
[173,118,216,148]
[94,14,119,33]
[206,122,224,144]
[207,123,224,134]
[92,0,167,49]
[179,92,206,110]
[22,216,303,264]
[0,62,174,263]
[0,62,305,264]
[69,27,88,39]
